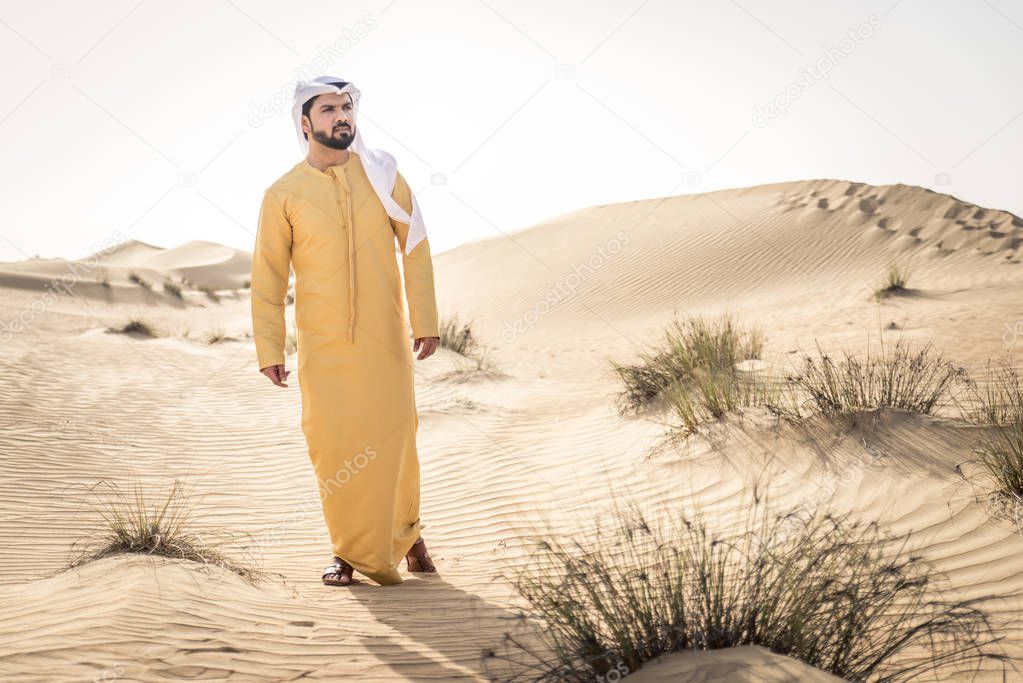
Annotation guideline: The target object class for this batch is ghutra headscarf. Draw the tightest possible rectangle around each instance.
[291,76,428,255]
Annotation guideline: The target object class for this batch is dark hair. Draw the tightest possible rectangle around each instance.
[302,81,350,140]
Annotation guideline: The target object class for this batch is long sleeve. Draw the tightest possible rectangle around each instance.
[251,188,293,369]
[390,171,440,339]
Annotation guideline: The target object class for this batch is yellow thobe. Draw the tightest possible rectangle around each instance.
[250,153,440,585]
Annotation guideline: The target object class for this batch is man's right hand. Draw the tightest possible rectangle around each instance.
[260,364,290,387]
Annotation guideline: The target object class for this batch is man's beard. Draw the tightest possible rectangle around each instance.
[311,123,354,150]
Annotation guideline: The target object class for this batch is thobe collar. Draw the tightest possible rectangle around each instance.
[301,155,356,180]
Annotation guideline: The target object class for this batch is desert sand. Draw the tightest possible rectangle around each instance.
[1,178,1021,681]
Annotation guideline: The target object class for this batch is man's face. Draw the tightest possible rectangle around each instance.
[304,92,355,150]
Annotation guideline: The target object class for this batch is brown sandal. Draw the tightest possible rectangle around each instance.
[405,537,437,573]
[322,556,359,586]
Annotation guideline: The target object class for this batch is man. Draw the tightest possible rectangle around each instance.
[251,76,440,586]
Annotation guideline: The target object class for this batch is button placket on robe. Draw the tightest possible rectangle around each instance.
[328,166,357,343]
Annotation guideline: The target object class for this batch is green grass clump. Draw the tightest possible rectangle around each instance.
[874,259,911,300]
[487,497,1006,682]
[611,314,764,413]
[663,367,782,435]
[979,421,1023,502]
[434,314,504,381]
[958,359,1023,504]
[614,321,967,435]
[790,337,965,417]
[68,479,262,583]
[958,359,1023,426]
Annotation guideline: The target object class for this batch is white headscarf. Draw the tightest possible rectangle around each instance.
[291,76,427,256]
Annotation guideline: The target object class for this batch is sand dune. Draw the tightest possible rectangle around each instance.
[1,178,1021,681]
[0,239,252,308]
[627,646,844,682]
[433,179,1022,377]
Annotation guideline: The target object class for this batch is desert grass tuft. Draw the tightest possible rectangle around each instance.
[874,259,911,300]
[663,366,783,435]
[957,358,1023,426]
[128,270,152,289]
[439,314,479,356]
[434,314,505,381]
[789,337,966,417]
[486,496,1006,682]
[163,281,183,299]
[957,359,1023,504]
[68,479,263,583]
[438,346,504,382]
[978,421,1023,502]
[611,314,764,413]
[203,328,228,344]
[107,317,158,338]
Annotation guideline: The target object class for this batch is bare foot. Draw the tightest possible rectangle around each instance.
[405,537,437,573]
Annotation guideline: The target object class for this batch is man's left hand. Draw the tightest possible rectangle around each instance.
[413,336,439,360]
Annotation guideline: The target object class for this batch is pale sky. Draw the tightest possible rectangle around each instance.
[0,0,1020,263]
